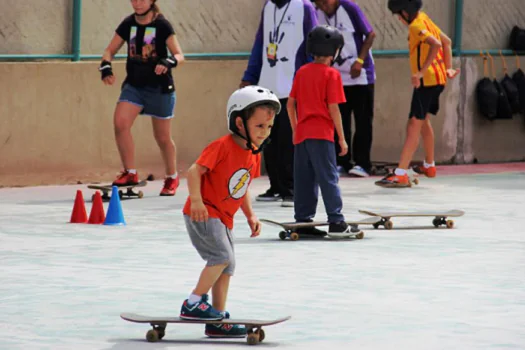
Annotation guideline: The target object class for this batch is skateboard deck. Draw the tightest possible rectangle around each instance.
[358,209,465,229]
[260,216,381,241]
[370,161,423,177]
[120,312,291,345]
[88,180,147,202]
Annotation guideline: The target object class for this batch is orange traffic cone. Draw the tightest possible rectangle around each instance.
[88,191,105,224]
[70,190,88,223]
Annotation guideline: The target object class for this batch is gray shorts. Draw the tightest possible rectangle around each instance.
[184,215,235,276]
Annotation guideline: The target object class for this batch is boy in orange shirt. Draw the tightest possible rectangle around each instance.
[376,0,460,188]
[179,86,280,338]
[287,25,353,237]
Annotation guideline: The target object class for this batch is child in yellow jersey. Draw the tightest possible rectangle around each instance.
[376,0,460,188]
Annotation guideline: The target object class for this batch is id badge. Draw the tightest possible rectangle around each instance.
[267,43,278,60]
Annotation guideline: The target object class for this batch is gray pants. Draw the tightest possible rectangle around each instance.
[184,215,236,276]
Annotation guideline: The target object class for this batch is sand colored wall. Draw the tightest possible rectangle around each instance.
[1,56,525,187]
[2,0,525,56]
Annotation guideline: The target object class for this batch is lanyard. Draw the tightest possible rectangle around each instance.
[273,1,291,42]
[324,11,338,28]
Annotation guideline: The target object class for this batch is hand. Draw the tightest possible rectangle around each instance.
[411,72,423,88]
[350,61,363,79]
[239,80,252,88]
[446,68,460,79]
[102,75,116,86]
[247,216,261,237]
[190,200,208,222]
[338,139,348,156]
[155,64,169,75]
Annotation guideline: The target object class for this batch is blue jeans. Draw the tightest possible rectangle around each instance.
[118,83,176,119]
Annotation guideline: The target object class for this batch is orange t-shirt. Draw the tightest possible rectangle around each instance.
[182,134,261,229]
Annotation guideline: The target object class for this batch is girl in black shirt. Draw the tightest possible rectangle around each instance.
[99,0,184,196]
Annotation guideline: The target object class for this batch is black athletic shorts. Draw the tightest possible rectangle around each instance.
[409,85,445,120]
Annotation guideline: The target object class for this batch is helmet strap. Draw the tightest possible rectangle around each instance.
[233,115,265,155]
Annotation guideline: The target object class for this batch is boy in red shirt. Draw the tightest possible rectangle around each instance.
[179,86,280,338]
[287,25,352,236]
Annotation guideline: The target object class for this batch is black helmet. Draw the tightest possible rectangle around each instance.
[388,0,422,18]
[306,25,344,57]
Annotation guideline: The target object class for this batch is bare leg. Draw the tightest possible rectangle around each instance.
[114,102,141,170]
[420,115,434,164]
[193,264,228,296]
[398,117,424,169]
[211,273,231,312]
[151,117,176,175]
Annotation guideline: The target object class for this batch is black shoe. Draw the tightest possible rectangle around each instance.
[281,196,294,207]
[256,189,280,202]
[328,221,350,234]
[296,226,327,237]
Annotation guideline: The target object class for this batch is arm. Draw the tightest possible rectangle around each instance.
[156,34,185,75]
[241,190,261,237]
[241,10,265,87]
[440,31,460,78]
[358,32,376,62]
[287,97,297,134]
[100,33,125,85]
[412,35,442,87]
[329,103,348,156]
[187,163,209,222]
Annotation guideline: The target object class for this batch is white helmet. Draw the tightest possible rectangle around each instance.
[226,85,281,134]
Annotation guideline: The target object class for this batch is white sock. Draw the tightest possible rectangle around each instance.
[394,168,407,176]
[187,293,201,305]
[424,161,435,168]
[127,169,137,174]
[167,172,178,179]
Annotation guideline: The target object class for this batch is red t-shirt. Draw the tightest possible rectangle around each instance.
[182,135,261,229]
[289,63,346,145]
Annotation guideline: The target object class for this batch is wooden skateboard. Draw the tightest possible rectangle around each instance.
[358,209,465,229]
[260,216,382,241]
[87,180,147,202]
[120,312,291,346]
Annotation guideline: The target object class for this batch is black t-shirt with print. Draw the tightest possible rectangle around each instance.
[116,14,176,93]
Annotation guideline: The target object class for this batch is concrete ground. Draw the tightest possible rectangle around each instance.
[1,163,524,350]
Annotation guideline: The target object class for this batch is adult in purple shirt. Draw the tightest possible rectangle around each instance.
[313,0,376,177]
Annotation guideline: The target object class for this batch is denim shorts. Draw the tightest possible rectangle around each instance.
[118,83,176,119]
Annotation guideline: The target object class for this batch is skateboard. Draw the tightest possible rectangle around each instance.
[260,216,382,241]
[358,209,465,229]
[87,180,147,202]
[120,312,291,346]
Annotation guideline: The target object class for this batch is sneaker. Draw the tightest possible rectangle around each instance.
[413,165,436,178]
[160,176,179,196]
[205,312,247,338]
[296,226,327,237]
[348,165,370,177]
[374,172,411,188]
[112,170,139,186]
[180,294,224,320]
[328,221,351,237]
[281,196,294,207]
[256,189,280,202]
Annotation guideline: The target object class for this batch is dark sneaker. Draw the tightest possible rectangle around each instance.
[296,226,327,237]
[328,221,351,237]
[180,294,223,320]
[256,189,280,202]
[205,312,247,338]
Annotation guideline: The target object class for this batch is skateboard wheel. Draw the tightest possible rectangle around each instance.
[258,329,265,342]
[146,329,159,342]
[373,223,380,229]
[138,190,144,199]
[413,178,419,185]
[279,231,287,240]
[446,220,454,229]
[290,232,299,241]
[355,232,364,239]
[432,218,440,227]
[118,190,123,199]
[91,194,95,202]
[247,333,259,345]
[384,220,393,230]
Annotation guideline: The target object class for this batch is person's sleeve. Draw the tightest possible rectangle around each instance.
[327,71,346,104]
[115,17,131,41]
[195,139,225,171]
[242,6,265,84]
[341,1,373,35]
[161,18,176,36]
[409,20,432,43]
[295,1,319,70]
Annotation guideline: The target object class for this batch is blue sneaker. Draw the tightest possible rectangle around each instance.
[180,294,223,320]
[205,311,247,338]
